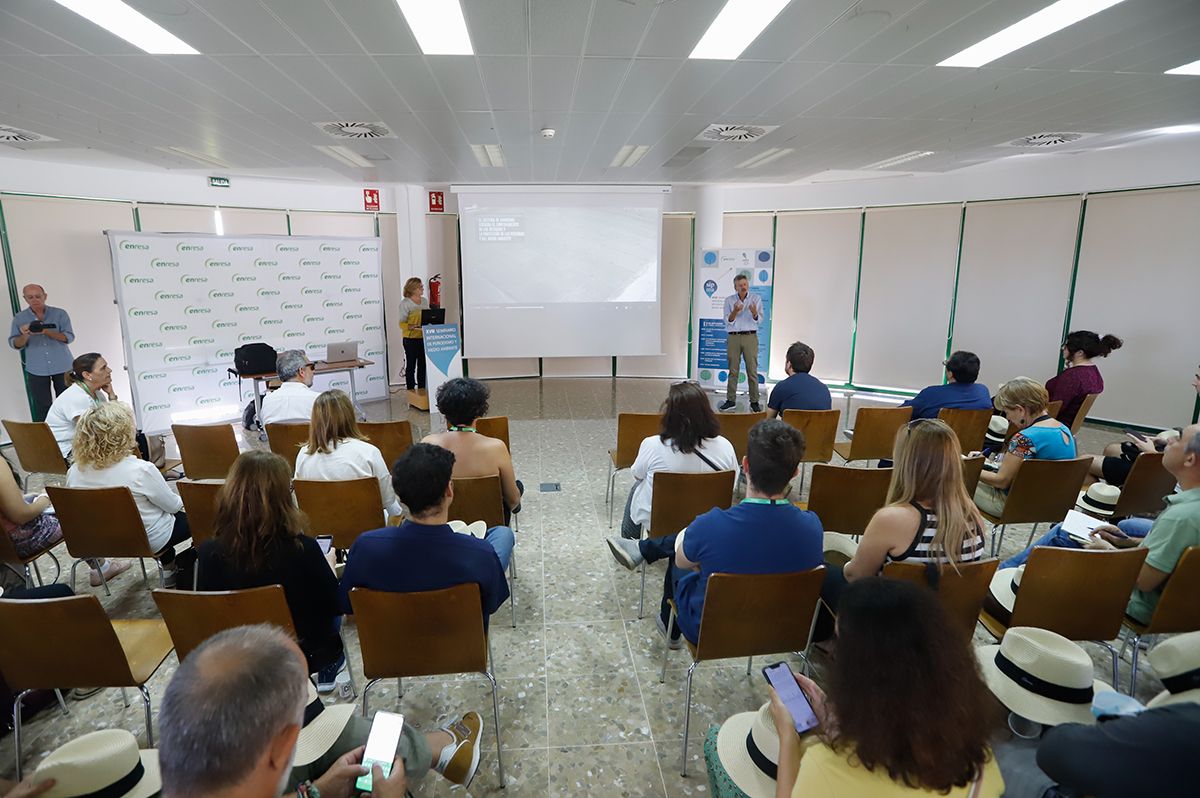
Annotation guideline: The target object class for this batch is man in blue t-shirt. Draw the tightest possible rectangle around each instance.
[606,419,824,646]
[338,443,512,630]
[902,350,992,420]
[766,341,832,418]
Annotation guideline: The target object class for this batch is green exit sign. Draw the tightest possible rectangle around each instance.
[208,176,230,188]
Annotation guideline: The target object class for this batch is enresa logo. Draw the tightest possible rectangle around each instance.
[128,307,158,318]
[177,243,203,252]
[300,259,321,268]
[366,349,384,358]
[320,244,341,253]
[234,304,260,313]
[205,259,232,269]
[124,275,153,285]
[278,274,301,282]
[358,271,379,280]
[341,286,362,294]
[218,378,238,389]
[120,240,150,251]
[280,302,302,311]
[208,290,234,299]
[303,315,325,324]
[169,383,196,393]
[238,333,264,343]
[276,244,300,253]
[257,289,281,298]
[151,259,181,269]
[363,299,381,306]
[181,275,209,285]
[135,340,163,350]
[320,272,339,281]
[165,353,193,364]
[368,374,386,383]
[228,243,254,253]
[159,323,186,333]
[284,330,305,339]
[254,258,278,268]
[343,312,363,321]
[191,366,219,377]
[339,258,361,267]
[216,349,234,359]
[184,305,212,315]
[154,291,183,301]
[301,287,322,296]
[233,274,256,283]
[144,402,170,412]
[359,244,379,253]
[322,300,343,309]
[363,324,382,332]
[139,372,168,381]
[196,396,223,406]
[259,317,284,327]
[324,327,345,336]
[188,337,215,346]
[212,320,237,330]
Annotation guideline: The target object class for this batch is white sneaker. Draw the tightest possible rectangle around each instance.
[334,670,353,700]
[606,537,644,571]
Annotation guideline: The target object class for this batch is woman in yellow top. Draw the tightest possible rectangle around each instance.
[770,578,1004,798]
[399,277,430,390]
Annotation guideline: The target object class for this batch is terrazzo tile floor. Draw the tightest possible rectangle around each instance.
[0,377,1163,795]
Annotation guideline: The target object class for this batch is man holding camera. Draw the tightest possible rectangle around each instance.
[8,284,74,421]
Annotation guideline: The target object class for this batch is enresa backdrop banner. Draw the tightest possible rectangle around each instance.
[107,232,387,435]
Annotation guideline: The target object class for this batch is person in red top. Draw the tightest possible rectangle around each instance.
[1045,330,1122,429]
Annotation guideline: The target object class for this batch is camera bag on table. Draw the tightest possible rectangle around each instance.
[233,343,279,430]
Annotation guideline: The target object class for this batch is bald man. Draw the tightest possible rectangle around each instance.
[8,284,74,421]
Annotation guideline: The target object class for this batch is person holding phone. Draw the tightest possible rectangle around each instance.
[766,578,1003,797]
[8,284,74,422]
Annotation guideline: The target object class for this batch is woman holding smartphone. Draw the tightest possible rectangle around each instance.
[769,578,1002,797]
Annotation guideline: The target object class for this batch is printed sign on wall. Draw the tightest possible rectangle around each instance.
[428,191,445,213]
[363,189,380,211]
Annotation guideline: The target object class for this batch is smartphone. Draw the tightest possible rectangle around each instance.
[355,711,404,792]
[762,662,819,734]
[1124,429,1148,442]
[316,535,333,555]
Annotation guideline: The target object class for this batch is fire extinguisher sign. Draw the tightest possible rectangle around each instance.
[428,191,444,213]
[363,189,380,211]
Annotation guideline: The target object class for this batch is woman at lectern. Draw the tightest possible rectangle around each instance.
[399,277,429,391]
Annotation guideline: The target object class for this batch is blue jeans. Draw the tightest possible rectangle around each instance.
[1000,517,1154,569]
[485,525,515,571]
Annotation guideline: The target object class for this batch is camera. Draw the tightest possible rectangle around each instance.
[27,321,56,333]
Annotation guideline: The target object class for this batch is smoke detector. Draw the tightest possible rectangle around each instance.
[540,127,556,139]
[314,121,396,140]
[1002,132,1089,149]
[0,124,58,144]
[695,124,778,143]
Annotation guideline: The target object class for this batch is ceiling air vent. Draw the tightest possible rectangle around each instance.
[1003,132,1088,149]
[314,121,395,140]
[695,124,778,143]
[0,124,58,144]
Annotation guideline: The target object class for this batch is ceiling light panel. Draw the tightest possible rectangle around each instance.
[861,151,935,170]
[938,0,1127,68]
[610,145,650,168]
[1165,59,1200,76]
[689,0,793,60]
[394,0,473,55]
[314,145,372,168]
[471,144,505,167]
[737,147,793,169]
[53,0,199,54]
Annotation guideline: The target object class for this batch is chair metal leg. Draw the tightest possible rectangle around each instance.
[121,688,131,707]
[155,559,165,589]
[605,460,613,505]
[1128,633,1143,695]
[680,661,698,777]
[1024,522,1040,549]
[509,578,517,629]
[361,678,380,717]
[32,560,43,587]
[796,462,807,501]
[991,524,1007,557]
[638,560,647,619]
[397,677,403,698]
[337,627,359,698]
[1095,640,1119,690]
[139,685,154,746]
[54,689,69,715]
[14,691,30,780]
[660,604,678,684]
[746,656,753,675]
[484,669,506,788]
[22,564,33,590]
[139,557,150,589]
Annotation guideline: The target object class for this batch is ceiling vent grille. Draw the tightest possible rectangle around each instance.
[1003,132,1088,148]
[695,124,777,143]
[0,124,58,144]
[314,121,395,140]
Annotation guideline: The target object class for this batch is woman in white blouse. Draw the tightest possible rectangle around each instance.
[294,390,401,519]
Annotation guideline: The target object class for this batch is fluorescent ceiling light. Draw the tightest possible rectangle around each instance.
[1154,124,1200,134]
[861,150,935,170]
[937,0,1126,68]
[689,0,793,60]
[314,144,372,168]
[1165,59,1200,75]
[394,0,473,55]
[470,144,505,167]
[158,146,231,169]
[610,145,634,168]
[610,144,650,168]
[737,147,793,168]
[53,0,198,54]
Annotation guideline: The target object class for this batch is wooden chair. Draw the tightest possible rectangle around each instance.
[962,455,986,496]
[448,475,516,627]
[1069,393,1100,436]
[717,411,767,462]
[46,485,166,596]
[266,423,309,471]
[833,406,913,464]
[938,407,993,453]
[883,558,999,640]
[294,477,384,550]
[659,568,825,776]
[0,594,174,778]
[177,480,222,546]
[638,470,737,619]
[979,546,1148,688]
[983,456,1091,555]
[475,415,510,451]
[359,420,414,470]
[350,584,505,784]
[803,464,892,537]
[780,409,840,495]
[0,517,60,589]
[2,420,69,490]
[1121,547,1200,694]
[172,423,239,480]
[606,412,661,527]
[1110,452,1177,518]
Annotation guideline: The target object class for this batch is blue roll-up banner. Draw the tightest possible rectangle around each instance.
[423,323,463,422]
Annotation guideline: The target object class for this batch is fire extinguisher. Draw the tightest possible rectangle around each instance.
[429,273,442,308]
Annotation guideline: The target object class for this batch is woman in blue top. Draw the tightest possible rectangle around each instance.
[974,377,1076,516]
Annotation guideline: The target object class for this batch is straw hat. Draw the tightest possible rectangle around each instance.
[977,627,1107,726]
[34,730,160,798]
[1146,631,1200,709]
[984,416,1009,447]
[293,681,358,766]
[1076,483,1121,517]
[822,531,858,566]
[714,703,784,797]
[988,565,1024,614]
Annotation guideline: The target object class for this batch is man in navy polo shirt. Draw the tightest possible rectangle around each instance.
[766,341,832,418]
[338,443,512,629]
[902,350,992,419]
[607,419,824,646]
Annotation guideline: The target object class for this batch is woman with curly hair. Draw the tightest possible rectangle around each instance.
[66,402,189,585]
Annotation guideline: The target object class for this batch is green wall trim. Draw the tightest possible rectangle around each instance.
[943,204,967,384]
[132,206,142,232]
[686,215,696,377]
[0,191,133,205]
[1057,196,1089,374]
[845,209,866,385]
[0,199,36,416]
[285,212,292,236]
[1082,417,1164,435]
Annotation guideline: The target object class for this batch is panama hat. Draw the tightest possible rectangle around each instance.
[984,416,1009,447]
[988,565,1024,614]
[822,532,858,566]
[293,681,358,766]
[34,730,159,798]
[719,701,817,797]
[1146,631,1200,709]
[1076,483,1121,517]
[977,627,1107,726]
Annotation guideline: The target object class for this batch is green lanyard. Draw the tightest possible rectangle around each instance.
[741,498,790,505]
[447,425,476,433]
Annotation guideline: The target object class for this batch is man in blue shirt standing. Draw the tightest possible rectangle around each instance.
[902,350,992,420]
[719,273,765,413]
[8,284,75,421]
[766,341,832,418]
[606,419,823,646]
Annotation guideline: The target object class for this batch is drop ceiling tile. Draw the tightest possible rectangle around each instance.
[375,56,450,112]
[4,57,156,114]
[572,58,631,112]
[530,0,591,56]
[493,110,533,168]
[426,56,489,111]
[762,62,874,118]
[259,0,364,54]
[325,0,419,55]
[743,0,864,62]
[789,0,926,64]
[212,55,334,115]
[464,0,529,56]
[584,0,657,58]
[612,59,682,115]
[687,60,780,117]
[267,55,372,114]
[0,9,89,55]
[319,55,406,110]
[190,0,308,54]
[637,0,727,58]
[806,64,926,118]
[725,61,828,117]
[653,60,731,114]
[531,57,579,110]
[479,56,531,111]
[897,0,1051,67]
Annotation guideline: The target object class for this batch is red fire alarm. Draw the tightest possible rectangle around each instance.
[363,188,380,211]
[428,191,445,213]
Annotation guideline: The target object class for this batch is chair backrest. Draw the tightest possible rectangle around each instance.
[448,475,506,529]
[937,408,993,453]
[293,477,384,549]
[695,569,825,661]
[1111,452,1176,518]
[172,423,240,480]
[1069,393,1100,435]
[266,423,310,471]
[780,409,840,463]
[996,456,1091,525]
[45,485,156,559]
[1143,547,1200,635]
[648,470,736,536]
[358,420,414,470]
[350,584,487,679]
[0,521,27,568]
[475,416,510,451]
[883,558,999,640]
[2,420,69,476]
[176,480,224,546]
[612,413,661,469]
[1010,546,1148,640]
[1047,399,1063,419]
[846,406,913,461]
[961,455,986,496]
[717,412,767,461]
[152,586,297,662]
[0,595,135,688]
[806,464,892,536]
